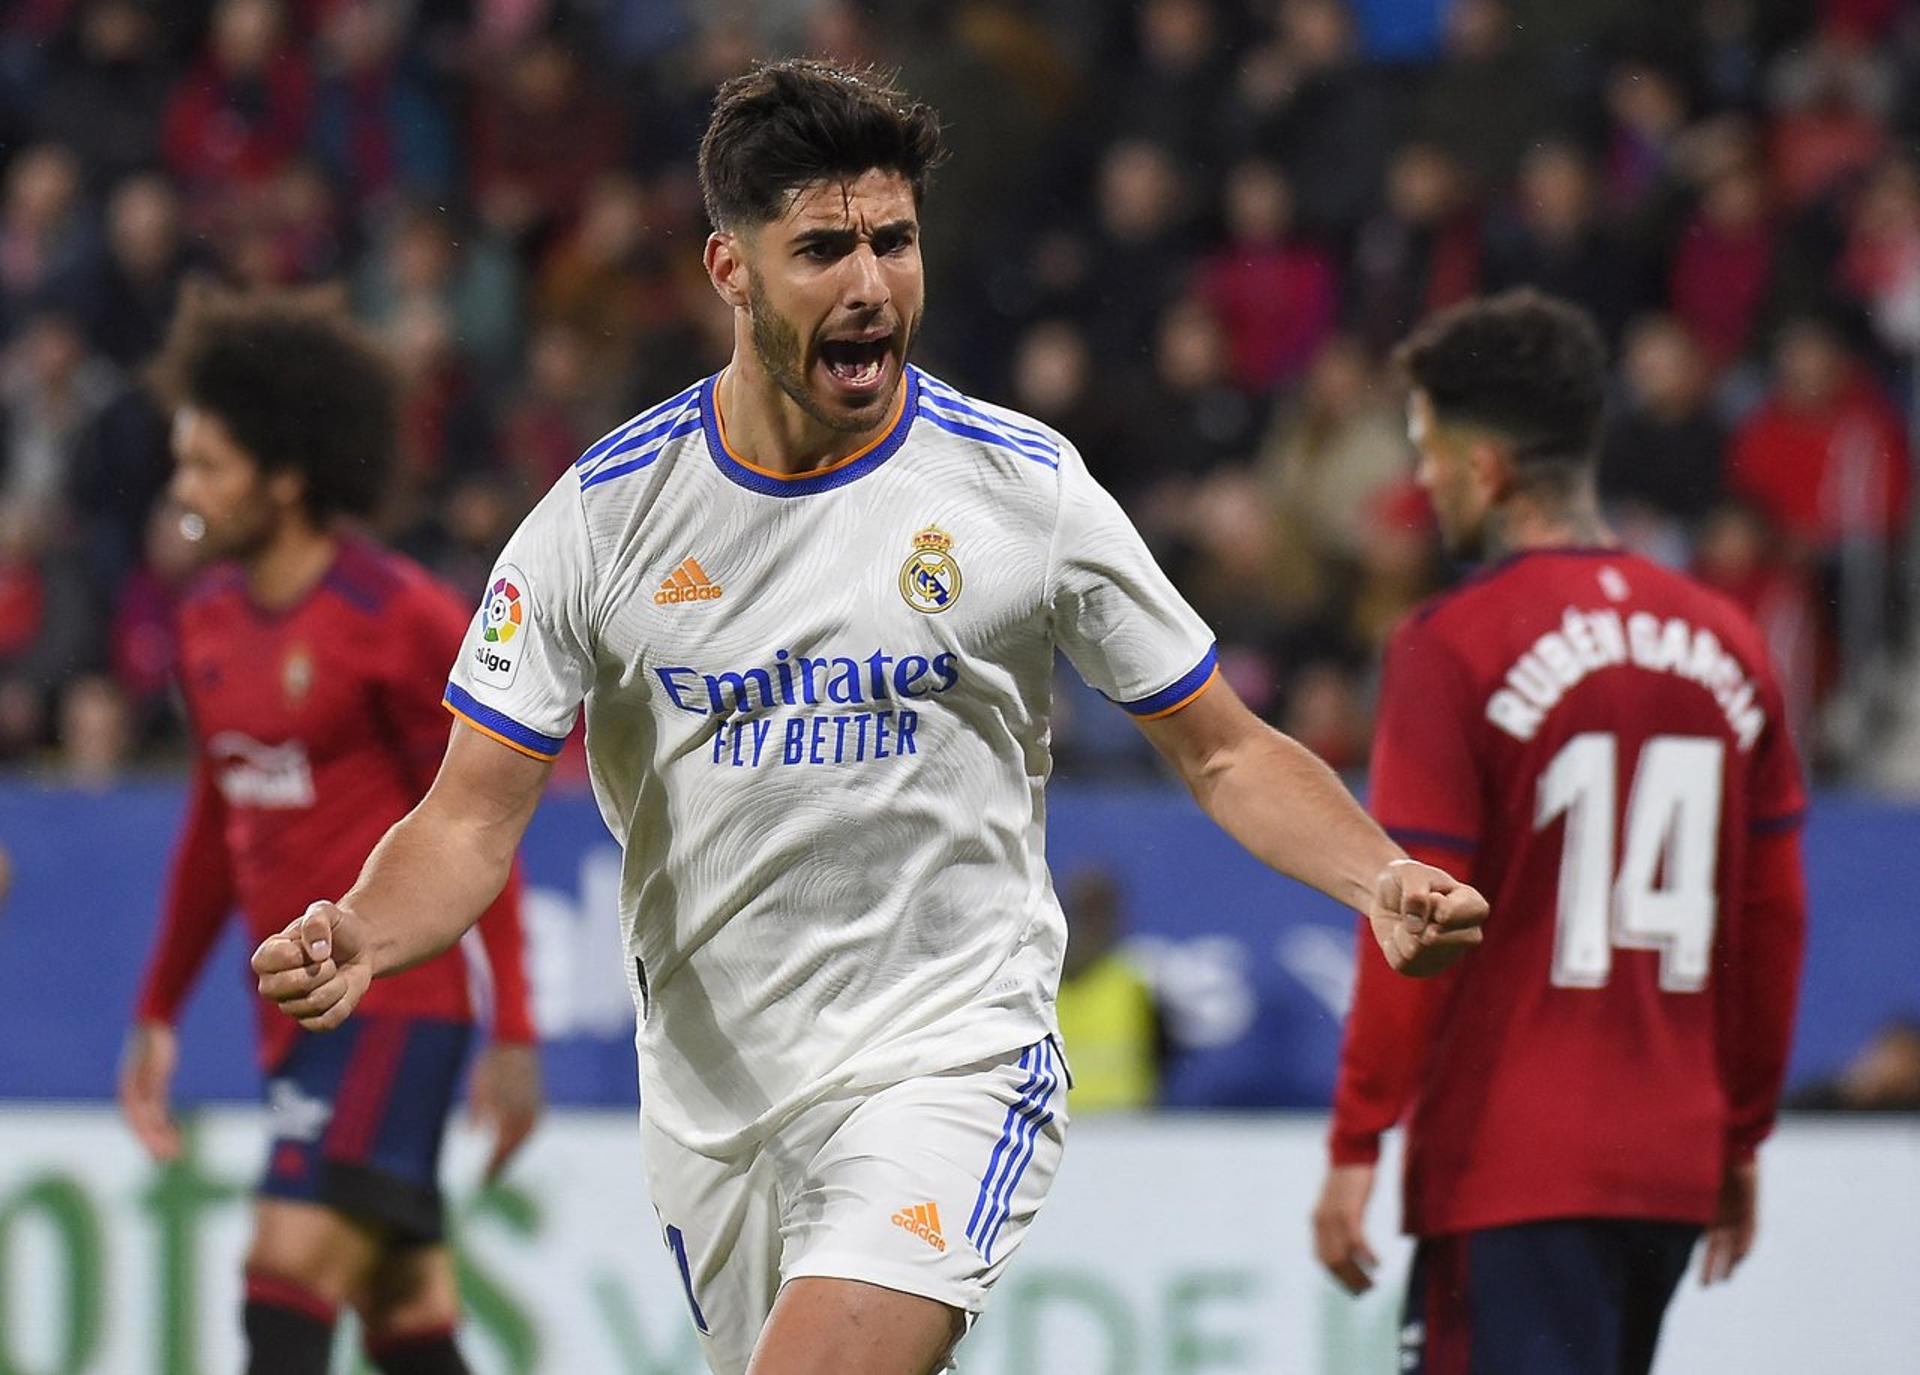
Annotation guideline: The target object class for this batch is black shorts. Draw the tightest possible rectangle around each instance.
[1402,1217,1702,1375]
[257,1016,473,1245]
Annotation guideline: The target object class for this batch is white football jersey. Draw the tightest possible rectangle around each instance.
[445,366,1215,1154]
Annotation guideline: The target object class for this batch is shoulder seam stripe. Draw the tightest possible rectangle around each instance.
[919,409,1060,469]
[918,398,1059,460]
[578,415,704,490]
[917,376,1057,446]
[576,383,704,468]
[577,404,702,477]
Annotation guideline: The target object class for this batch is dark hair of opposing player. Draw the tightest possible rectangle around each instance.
[1394,288,1609,489]
[153,288,398,523]
[697,58,947,231]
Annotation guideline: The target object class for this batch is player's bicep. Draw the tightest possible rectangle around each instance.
[421,717,554,850]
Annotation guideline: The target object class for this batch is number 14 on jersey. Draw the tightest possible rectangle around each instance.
[1536,732,1725,993]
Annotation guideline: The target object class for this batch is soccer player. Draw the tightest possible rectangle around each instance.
[251,61,1486,1375]
[1313,290,1807,1375]
[118,293,542,1375]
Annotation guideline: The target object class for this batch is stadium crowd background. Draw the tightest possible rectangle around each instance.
[0,0,1917,790]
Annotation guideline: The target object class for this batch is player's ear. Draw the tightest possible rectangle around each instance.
[1468,440,1513,503]
[266,466,307,517]
[705,231,751,310]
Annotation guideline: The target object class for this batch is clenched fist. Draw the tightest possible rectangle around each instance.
[1369,859,1487,977]
[250,901,373,1032]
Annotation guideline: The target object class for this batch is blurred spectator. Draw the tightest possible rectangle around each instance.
[1788,1018,1920,1112]
[1668,158,1777,375]
[534,174,682,394]
[1484,142,1645,344]
[1005,317,1133,472]
[1054,868,1165,1113]
[1349,142,1481,356]
[1600,315,1726,547]
[1728,315,1910,554]
[1259,335,1413,569]
[353,203,522,377]
[1280,660,1369,774]
[69,382,172,603]
[1,311,121,527]
[1414,0,1554,187]
[1197,159,1338,393]
[412,474,522,600]
[494,322,610,494]
[384,299,493,524]
[161,0,314,205]
[57,673,133,785]
[33,0,174,192]
[85,175,197,368]
[468,36,627,250]
[1693,501,1821,745]
[1120,296,1262,504]
[1080,139,1195,375]
[1227,0,1395,238]
[309,0,456,219]
[1180,467,1327,718]
[0,501,98,745]
[1600,58,1692,232]
[1766,21,1892,210]
[1109,0,1227,155]
[1840,155,1920,361]
[0,144,96,340]
[1344,478,1436,654]
[219,160,346,288]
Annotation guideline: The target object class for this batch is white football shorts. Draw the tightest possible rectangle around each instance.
[641,1037,1069,1375]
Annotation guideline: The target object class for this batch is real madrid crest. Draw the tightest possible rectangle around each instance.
[899,526,961,614]
[283,645,314,703]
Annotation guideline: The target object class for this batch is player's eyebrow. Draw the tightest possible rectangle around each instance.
[788,219,918,252]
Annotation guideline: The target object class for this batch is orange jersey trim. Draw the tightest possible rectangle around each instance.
[1133,665,1220,721]
[712,373,908,482]
[443,700,562,761]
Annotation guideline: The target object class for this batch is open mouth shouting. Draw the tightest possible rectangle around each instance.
[816,327,898,403]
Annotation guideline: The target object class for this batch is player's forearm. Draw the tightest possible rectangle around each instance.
[1182,725,1403,912]
[137,765,235,1023]
[341,800,517,978]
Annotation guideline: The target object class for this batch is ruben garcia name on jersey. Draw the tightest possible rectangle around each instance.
[653,646,962,770]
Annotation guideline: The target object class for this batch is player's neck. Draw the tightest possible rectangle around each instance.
[715,356,900,476]
[1484,492,1614,563]
[244,520,338,612]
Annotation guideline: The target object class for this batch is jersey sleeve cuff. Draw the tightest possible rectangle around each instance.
[443,683,567,761]
[1384,826,1479,857]
[1112,644,1220,720]
[1329,1126,1383,1166]
[1749,808,1806,837]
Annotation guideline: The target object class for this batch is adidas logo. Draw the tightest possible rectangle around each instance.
[655,557,722,605]
[890,1202,946,1252]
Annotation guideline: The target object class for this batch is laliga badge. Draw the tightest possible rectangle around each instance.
[472,565,527,688]
[899,526,961,614]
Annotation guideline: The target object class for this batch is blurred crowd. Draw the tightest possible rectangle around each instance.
[0,0,1917,786]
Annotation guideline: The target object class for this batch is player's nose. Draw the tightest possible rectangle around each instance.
[841,244,890,312]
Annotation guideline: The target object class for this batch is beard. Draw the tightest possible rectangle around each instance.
[746,276,914,434]
[190,497,281,563]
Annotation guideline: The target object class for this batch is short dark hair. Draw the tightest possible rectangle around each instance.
[697,59,946,231]
[1395,288,1609,472]
[155,289,397,522]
